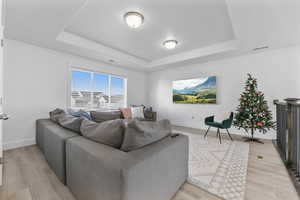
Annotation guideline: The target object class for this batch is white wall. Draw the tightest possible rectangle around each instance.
[3,39,148,149]
[148,45,300,139]
[4,39,300,149]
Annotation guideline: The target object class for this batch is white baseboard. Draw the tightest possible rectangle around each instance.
[3,138,36,150]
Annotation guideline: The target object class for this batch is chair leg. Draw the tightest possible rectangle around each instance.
[218,128,222,144]
[226,129,233,141]
[204,126,211,138]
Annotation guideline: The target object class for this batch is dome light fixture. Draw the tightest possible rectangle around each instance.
[124,11,144,29]
[163,40,178,50]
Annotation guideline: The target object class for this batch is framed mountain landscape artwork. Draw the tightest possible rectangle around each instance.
[172,76,217,104]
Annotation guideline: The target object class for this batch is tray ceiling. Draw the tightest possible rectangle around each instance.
[65,0,235,61]
[4,0,300,71]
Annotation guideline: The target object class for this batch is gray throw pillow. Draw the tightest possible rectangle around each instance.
[90,110,121,123]
[80,119,125,149]
[57,114,84,133]
[120,119,172,152]
[49,108,66,123]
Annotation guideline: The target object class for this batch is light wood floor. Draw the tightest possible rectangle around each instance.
[0,128,299,200]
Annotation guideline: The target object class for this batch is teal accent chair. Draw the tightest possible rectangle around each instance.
[204,112,234,144]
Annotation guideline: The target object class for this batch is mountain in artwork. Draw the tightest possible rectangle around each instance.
[173,76,217,104]
[173,76,216,94]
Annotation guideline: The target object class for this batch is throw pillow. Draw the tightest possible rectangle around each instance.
[130,104,145,108]
[57,114,84,133]
[80,119,125,149]
[90,110,121,123]
[120,108,132,119]
[67,108,92,120]
[131,106,145,119]
[120,119,172,152]
[49,108,66,123]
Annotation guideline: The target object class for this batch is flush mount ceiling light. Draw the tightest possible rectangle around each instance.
[163,40,178,50]
[124,11,144,29]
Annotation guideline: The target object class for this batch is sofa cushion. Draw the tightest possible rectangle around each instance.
[121,119,172,152]
[57,114,84,133]
[90,110,121,123]
[80,119,125,148]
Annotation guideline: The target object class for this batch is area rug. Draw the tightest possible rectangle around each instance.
[175,131,249,200]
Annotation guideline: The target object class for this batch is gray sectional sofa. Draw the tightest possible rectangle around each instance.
[36,114,188,200]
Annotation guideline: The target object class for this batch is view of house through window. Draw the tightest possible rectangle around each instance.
[71,69,126,109]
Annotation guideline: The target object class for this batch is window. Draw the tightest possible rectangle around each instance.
[71,69,127,109]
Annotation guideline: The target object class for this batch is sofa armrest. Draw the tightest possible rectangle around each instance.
[126,134,188,167]
[67,136,130,168]
[122,134,189,200]
[36,119,57,152]
[37,118,79,184]
[66,137,131,200]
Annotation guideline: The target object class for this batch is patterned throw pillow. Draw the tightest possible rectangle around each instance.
[120,108,132,119]
[67,108,92,120]
[131,106,145,119]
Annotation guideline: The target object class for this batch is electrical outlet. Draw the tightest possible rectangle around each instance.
[257,155,263,160]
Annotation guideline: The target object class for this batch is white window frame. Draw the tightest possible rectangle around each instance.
[69,67,128,110]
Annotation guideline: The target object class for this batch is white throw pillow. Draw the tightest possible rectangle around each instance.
[131,106,145,119]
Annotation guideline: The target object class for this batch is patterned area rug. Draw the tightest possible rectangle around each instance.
[176,131,249,200]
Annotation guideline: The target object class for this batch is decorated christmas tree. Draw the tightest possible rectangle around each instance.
[234,74,275,143]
